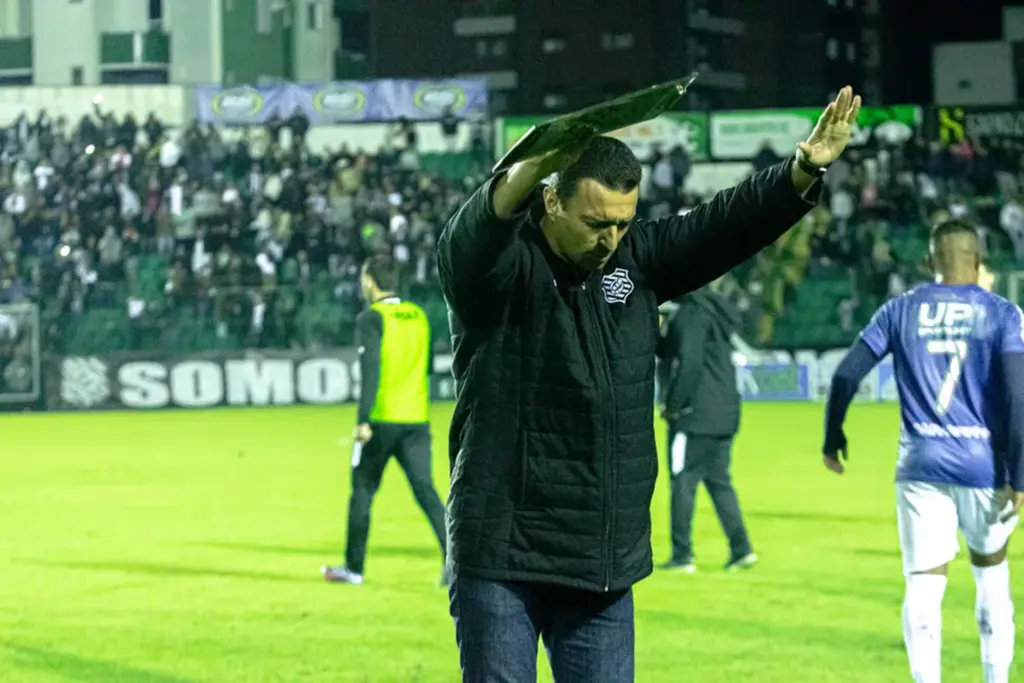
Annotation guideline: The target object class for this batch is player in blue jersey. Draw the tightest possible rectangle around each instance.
[822,220,1024,683]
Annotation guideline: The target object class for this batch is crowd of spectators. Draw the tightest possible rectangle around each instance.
[0,105,490,352]
[644,132,1024,345]
[1,104,1023,353]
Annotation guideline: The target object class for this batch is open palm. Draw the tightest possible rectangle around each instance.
[798,86,862,167]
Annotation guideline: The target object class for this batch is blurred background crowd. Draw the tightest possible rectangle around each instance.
[0,105,1023,357]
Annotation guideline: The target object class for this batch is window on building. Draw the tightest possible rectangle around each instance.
[826,0,837,6]
[826,38,839,60]
[307,2,323,31]
[475,40,488,57]
[846,42,857,62]
[71,66,83,85]
[541,31,566,54]
[601,32,634,50]
[542,88,568,111]
[490,90,510,115]
[492,39,507,56]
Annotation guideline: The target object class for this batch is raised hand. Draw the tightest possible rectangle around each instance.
[798,86,862,168]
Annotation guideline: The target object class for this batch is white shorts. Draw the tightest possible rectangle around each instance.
[896,481,1019,575]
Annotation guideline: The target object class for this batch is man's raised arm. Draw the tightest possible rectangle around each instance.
[631,86,861,303]
[437,149,579,320]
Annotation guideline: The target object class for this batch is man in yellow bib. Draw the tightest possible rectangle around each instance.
[321,256,447,586]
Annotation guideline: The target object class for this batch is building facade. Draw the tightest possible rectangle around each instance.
[0,0,338,87]
[350,0,876,115]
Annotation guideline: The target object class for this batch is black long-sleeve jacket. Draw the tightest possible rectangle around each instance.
[437,158,819,592]
[657,289,742,437]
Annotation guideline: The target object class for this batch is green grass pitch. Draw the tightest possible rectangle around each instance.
[0,402,1019,682]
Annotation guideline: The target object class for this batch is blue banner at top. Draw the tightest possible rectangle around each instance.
[194,78,489,126]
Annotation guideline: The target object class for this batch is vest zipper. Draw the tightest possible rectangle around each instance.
[580,281,615,592]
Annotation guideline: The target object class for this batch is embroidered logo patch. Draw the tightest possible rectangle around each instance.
[601,268,634,304]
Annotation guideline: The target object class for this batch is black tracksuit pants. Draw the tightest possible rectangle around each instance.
[666,426,752,563]
[345,423,447,575]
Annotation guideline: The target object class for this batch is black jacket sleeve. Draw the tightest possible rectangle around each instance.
[664,303,707,416]
[1002,353,1024,491]
[436,174,528,321]
[356,309,383,425]
[823,340,881,454]
[631,158,821,303]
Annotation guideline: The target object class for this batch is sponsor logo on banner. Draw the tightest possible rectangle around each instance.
[710,105,920,160]
[312,83,368,120]
[500,113,710,160]
[735,363,811,401]
[48,349,462,411]
[934,106,1024,144]
[211,87,266,120]
[49,351,362,411]
[412,83,468,116]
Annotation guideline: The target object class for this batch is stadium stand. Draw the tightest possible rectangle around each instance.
[0,107,1022,354]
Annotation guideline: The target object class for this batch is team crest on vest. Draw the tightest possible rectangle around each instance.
[601,268,634,304]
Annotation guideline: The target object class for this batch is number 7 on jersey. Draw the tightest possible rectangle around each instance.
[927,340,968,415]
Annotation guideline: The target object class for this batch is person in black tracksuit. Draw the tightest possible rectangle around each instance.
[656,287,755,572]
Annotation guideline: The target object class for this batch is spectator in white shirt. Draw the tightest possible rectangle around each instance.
[999,198,1024,262]
[158,134,180,169]
[167,176,184,217]
[33,158,54,192]
[118,182,141,219]
[3,190,27,217]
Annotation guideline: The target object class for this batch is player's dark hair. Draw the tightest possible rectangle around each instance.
[553,136,642,202]
[362,256,400,293]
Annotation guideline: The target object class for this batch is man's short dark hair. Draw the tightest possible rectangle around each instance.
[362,256,400,292]
[930,219,978,243]
[930,219,981,266]
[553,136,642,202]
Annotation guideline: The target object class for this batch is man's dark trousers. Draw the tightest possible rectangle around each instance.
[667,426,751,563]
[345,423,446,574]
[450,577,634,683]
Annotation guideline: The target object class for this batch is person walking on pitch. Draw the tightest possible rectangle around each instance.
[322,256,447,586]
[823,221,1024,683]
[656,285,755,573]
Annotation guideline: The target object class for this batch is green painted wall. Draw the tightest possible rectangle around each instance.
[221,0,292,84]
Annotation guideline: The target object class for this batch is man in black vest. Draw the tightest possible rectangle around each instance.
[657,285,755,574]
[438,87,861,682]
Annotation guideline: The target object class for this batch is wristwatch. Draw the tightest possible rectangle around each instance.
[795,150,827,179]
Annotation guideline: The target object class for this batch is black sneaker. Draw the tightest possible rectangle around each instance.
[724,553,758,572]
[658,558,696,574]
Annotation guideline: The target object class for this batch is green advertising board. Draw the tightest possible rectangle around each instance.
[709,105,921,160]
[499,112,709,161]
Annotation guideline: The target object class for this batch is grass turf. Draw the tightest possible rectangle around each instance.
[0,402,1018,682]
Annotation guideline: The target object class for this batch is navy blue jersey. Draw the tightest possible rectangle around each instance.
[859,283,1024,487]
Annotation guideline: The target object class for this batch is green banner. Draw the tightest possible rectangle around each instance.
[500,112,709,161]
[709,105,922,160]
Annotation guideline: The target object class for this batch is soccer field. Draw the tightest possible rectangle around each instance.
[0,403,1018,683]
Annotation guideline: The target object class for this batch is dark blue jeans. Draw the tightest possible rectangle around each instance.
[449,576,635,683]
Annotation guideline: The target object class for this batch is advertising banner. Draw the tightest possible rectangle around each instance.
[733,354,893,403]
[928,105,1024,144]
[195,78,488,126]
[48,348,460,411]
[709,105,922,160]
[501,112,710,161]
[49,349,363,411]
[46,346,895,412]
[0,303,40,407]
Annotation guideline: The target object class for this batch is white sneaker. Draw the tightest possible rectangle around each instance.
[725,553,758,572]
